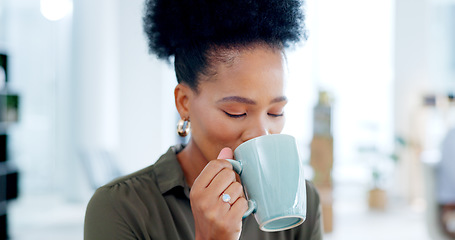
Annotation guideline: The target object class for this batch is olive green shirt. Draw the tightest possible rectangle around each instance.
[84,145,323,240]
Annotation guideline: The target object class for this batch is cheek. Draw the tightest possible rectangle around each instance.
[201,114,237,139]
[190,108,243,155]
[274,116,286,133]
[204,117,239,142]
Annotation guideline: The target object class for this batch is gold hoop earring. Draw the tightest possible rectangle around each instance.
[177,118,191,137]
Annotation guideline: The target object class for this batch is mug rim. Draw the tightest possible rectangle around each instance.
[235,133,295,152]
[259,214,305,232]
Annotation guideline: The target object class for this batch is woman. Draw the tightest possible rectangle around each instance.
[84,0,322,239]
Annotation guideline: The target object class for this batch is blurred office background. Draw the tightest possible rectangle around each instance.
[0,0,454,239]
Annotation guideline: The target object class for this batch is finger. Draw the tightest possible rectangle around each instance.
[193,159,233,189]
[220,182,244,205]
[207,168,236,194]
[217,147,234,160]
[218,193,233,213]
[192,148,233,189]
[227,197,249,221]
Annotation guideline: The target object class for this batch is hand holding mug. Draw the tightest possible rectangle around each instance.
[191,134,307,239]
[190,148,248,240]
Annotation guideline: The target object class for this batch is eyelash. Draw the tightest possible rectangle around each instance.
[268,113,284,117]
[224,111,246,118]
[223,111,284,118]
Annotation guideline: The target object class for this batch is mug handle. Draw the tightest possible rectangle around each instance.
[226,159,257,219]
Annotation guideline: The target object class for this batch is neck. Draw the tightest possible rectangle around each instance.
[176,139,209,187]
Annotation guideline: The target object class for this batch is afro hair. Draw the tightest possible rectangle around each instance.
[143,0,306,89]
[143,0,306,60]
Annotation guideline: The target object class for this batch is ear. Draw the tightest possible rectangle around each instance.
[174,83,193,119]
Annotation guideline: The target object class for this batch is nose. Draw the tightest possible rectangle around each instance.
[241,117,270,142]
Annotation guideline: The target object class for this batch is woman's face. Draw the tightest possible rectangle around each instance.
[181,44,287,161]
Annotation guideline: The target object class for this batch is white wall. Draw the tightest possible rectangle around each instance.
[117,0,177,175]
[393,0,455,203]
[4,0,70,196]
[3,0,177,202]
[303,0,394,186]
[69,0,177,200]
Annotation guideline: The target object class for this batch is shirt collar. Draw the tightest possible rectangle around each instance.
[153,144,190,196]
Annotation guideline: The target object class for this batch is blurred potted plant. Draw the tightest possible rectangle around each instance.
[358,137,405,210]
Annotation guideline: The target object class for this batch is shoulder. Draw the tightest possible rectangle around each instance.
[85,163,162,220]
[305,180,321,208]
[95,144,184,196]
[85,146,176,215]
[304,180,321,227]
[101,164,158,192]
[86,163,161,212]
[84,147,179,239]
[295,180,323,239]
[86,145,185,216]
[84,170,158,240]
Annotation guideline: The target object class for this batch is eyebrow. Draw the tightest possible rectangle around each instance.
[271,96,288,104]
[217,96,288,105]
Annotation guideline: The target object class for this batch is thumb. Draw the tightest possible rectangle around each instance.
[217,147,233,160]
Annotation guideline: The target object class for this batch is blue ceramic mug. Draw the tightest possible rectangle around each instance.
[227,134,307,232]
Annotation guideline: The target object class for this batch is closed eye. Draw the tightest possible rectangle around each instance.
[268,112,284,117]
[224,111,246,118]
